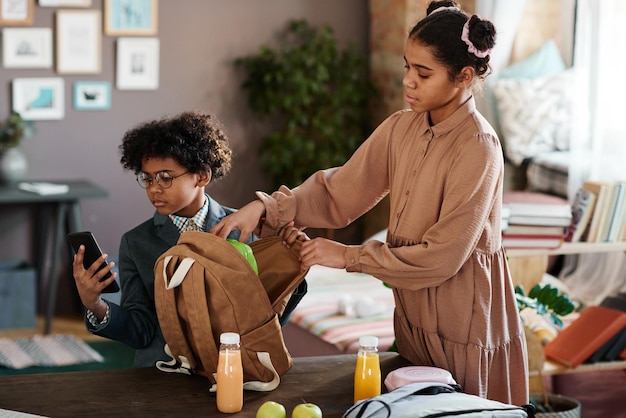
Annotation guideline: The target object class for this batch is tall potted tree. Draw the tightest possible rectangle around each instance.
[235,19,377,192]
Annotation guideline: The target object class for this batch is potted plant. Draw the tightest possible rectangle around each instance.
[516,283,581,416]
[235,19,377,192]
[0,112,34,184]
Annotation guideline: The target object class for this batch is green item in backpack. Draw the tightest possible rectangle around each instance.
[227,239,259,275]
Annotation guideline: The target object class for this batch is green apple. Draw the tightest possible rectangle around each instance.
[291,403,322,418]
[256,401,286,418]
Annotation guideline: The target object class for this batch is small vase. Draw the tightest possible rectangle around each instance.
[0,147,28,185]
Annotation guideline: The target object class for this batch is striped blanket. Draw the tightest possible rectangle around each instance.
[289,265,395,353]
[0,334,103,369]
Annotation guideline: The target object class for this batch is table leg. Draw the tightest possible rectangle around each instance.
[35,203,53,313]
[67,201,83,232]
[44,202,69,335]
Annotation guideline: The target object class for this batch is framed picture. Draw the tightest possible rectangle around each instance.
[55,10,101,74]
[116,37,159,90]
[12,78,65,120]
[104,0,157,36]
[0,0,33,26]
[73,81,111,110]
[2,28,52,68]
[38,0,91,6]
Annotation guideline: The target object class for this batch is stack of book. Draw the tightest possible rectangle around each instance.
[501,202,571,249]
[544,294,626,367]
[566,180,626,243]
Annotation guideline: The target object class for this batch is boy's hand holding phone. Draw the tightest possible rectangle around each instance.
[68,232,119,320]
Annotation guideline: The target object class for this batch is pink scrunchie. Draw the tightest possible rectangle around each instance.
[461,19,491,58]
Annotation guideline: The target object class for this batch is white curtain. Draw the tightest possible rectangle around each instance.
[562,0,626,306]
[568,0,626,196]
[474,0,527,127]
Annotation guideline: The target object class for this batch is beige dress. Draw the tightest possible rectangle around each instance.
[258,97,529,405]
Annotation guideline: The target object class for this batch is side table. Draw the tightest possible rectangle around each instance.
[0,180,108,333]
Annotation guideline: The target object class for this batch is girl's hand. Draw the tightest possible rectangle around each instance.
[210,199,266,242]
[279,221,309,247]
[71,245,116,315]
[299,237,347,271]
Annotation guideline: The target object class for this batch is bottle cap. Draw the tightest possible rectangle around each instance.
[220,332,240,344]
[359,335,378,348]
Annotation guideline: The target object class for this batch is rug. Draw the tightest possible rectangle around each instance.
[0,334,103,369]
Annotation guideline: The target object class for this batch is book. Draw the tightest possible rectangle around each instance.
[591,181,615,242]
[587,326,626,363]
[544,305,626,368]
[594,294,626,361]
[502,237,563,249]
[565,186,597,242]
[600,182,624,242]
[603,327,626,361]
[17,182,70,196]
[605,182,625,242]
[583,181,611,242]
[503,224,565,237]
[506,202,572,227]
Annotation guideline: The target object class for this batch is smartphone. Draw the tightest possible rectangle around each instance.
[67,231,120,293]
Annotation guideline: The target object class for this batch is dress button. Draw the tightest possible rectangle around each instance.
[350,258,355,264]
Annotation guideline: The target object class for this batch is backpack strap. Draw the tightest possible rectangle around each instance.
[181,258,219,378]
[155,255,204,376]
[209,351,281,393]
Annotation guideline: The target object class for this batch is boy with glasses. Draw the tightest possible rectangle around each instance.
[71,110,307,367]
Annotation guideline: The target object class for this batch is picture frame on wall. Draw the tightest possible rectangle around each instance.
[0,0,34,26]
[38,0,92,6]
[12,77,65,120]
[116,37,159,90]
[2,28,52,68]
[56,10,101,74]
[104,0,157,36]
[73,81,111,110]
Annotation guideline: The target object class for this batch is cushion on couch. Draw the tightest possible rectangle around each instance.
[493,40,573,167]
[493,68,574,166]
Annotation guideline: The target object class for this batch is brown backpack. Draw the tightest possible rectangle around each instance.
[153,231,307,391]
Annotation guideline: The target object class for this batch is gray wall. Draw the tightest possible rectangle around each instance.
[0,0,369,306]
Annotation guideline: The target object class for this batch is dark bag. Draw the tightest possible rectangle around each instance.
[154,231,308,391]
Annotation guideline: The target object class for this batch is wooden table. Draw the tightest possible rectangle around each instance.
[0,180,108,334]
[0,353,411,417]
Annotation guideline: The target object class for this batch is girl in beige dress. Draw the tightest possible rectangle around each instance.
[212,0,529,405]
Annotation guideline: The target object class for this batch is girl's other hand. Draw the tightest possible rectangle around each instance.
[279,221,309,247]
[299,237,347,271]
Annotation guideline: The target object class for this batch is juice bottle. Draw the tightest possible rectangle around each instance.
[354,335,381,403]
[216,332,243,413]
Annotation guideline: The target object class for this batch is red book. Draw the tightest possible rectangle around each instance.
[544,305,626,368]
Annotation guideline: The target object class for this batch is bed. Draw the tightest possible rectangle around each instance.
[283,241,396,357]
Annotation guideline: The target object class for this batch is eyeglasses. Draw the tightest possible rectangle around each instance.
[136,171,190,189]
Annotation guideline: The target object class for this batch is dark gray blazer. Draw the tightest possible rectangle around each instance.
[86,195,295,368]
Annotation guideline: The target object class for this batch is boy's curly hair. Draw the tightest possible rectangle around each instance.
[119,111,232,182]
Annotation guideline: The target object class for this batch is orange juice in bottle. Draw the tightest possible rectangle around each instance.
[216,332,243,413]
[354,335,381,403]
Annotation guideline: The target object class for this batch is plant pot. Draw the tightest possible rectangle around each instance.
[0,147,28,185]
[530,393,581,418]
